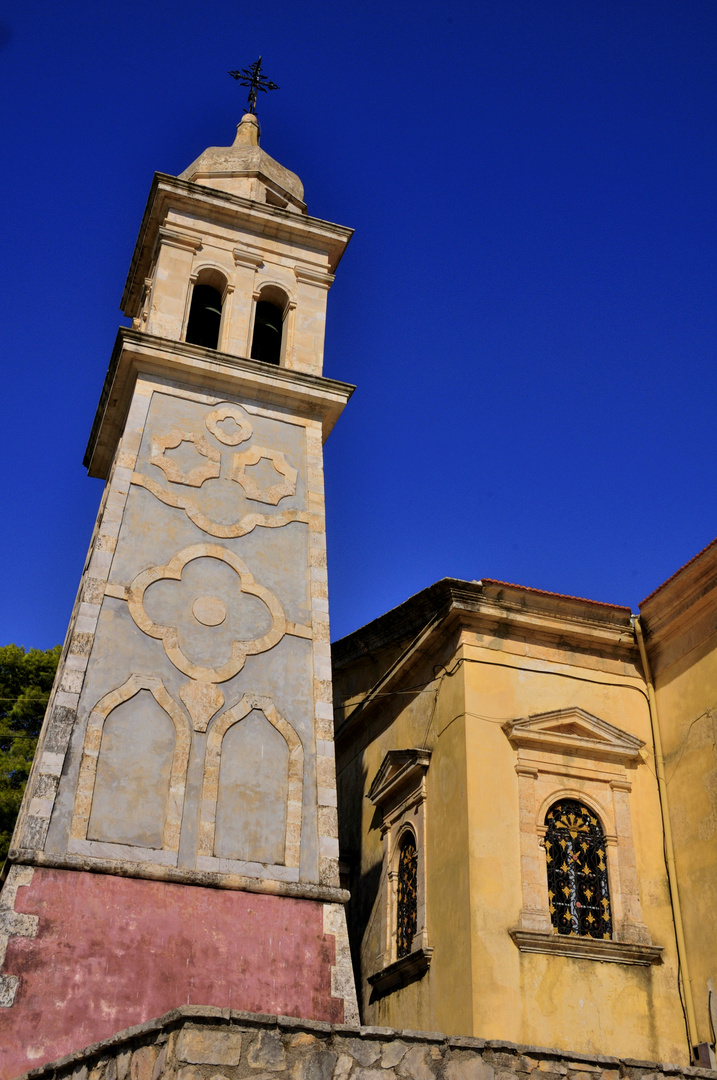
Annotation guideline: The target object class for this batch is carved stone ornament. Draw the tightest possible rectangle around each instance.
[503,707,645,765]
[504,706,654,957]
[70,675,192,852]
[197,694,304,870]
[132,471,309,538]
[231,446,298,505]
[125,543,286,682]
[150,429,221,487]
[205,404,253,446]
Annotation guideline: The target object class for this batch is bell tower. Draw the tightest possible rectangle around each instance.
[0,111,357,1079]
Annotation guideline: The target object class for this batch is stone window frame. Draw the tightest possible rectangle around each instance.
[248,280,296,367]
[366,749,433,996]
[181,263,232,352]
[503,707,663,966]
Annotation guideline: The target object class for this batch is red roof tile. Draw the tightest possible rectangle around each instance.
[639,536,717,607]
[481,579,632,612]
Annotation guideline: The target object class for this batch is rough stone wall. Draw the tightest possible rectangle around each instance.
[12,1007,715,1080]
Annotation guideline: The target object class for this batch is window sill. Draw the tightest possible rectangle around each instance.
[367,947,434,995]
[510,930,662,966]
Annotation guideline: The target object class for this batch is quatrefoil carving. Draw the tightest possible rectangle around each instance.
[231,446,297,505]
[150,429,221,487]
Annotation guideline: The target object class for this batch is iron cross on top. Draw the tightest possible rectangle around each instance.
[228,57,279,115]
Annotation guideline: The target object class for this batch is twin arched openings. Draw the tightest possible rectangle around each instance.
[544,798,612,939]
[185,271,288,365]
[74,680,302,871]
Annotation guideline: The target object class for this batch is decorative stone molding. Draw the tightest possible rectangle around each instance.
[131,471,310,538]
[197,694,304,871]
[294,265,335,289]
[509,929,662,965]
[504,707,644,765]
[367,749,431,979]
[157,225,203,253]
[150,429,221,487]
[504,708,652,947]
[231,446,298,504]
[125,543,287,682]
[232,245,264,269]
[205,404,253,445]
[367,946,434,996]
[69,675,192,854]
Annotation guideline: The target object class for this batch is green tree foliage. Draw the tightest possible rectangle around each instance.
[0,644,61,862]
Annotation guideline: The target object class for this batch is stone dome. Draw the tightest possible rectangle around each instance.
[180,114,306,213]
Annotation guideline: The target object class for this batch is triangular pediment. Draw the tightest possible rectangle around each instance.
[367,748,431,808]
[503,707,644,763]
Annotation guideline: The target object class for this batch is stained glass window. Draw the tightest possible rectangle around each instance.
[396,832,418,958]
[544,799,612,939]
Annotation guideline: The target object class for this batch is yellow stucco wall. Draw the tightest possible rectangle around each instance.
[334,583,691,1064]
[642,560,717,1050]
[459,635,685,1061]
[335,629,474,1035]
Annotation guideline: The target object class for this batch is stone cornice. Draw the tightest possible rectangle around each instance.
[503,708,644,765]
[510,929,662,966]
[83,329,355,479]
[367,749,432,810]
[121,172,353,316]
[367,946,433,996]
[334,584,640,751]
[639,539,717,671]
[9,848,349,905]
[333,580,635,671]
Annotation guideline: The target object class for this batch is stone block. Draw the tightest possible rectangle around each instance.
[333,1054,354,1080]
[150,1044,167,1080]
[177,1068,204,1080]
[349,1039,381,1068]
[116,1052,132,1080]
[176,1029,242,1066]
[291,1050,338,1080]
[288,1032,320,1048]
[246,1031,286,1071]
[382,1042,408,1069]
[443,1058,495,1080]
[396,1046,438,1080]
[130,1046,156,1080]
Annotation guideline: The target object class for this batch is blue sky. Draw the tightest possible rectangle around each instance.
[1,0,716,649]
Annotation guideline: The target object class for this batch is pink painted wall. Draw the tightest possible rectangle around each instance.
[0,867,343,1080]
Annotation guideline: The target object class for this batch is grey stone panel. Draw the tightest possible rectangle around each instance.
[87,690,175,848]
[44,386,321,884]
[214,710,289,863]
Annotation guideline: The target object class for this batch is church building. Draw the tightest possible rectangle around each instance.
[332,547,717,1065]
[0,100,716,1080]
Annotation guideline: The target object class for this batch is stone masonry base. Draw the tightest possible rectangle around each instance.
[10,1007,716,1080]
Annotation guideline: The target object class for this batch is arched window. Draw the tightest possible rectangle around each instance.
[396,830,418,958]
[544,799,612,939]
[251,286,288,365]
[186,281,224,349]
